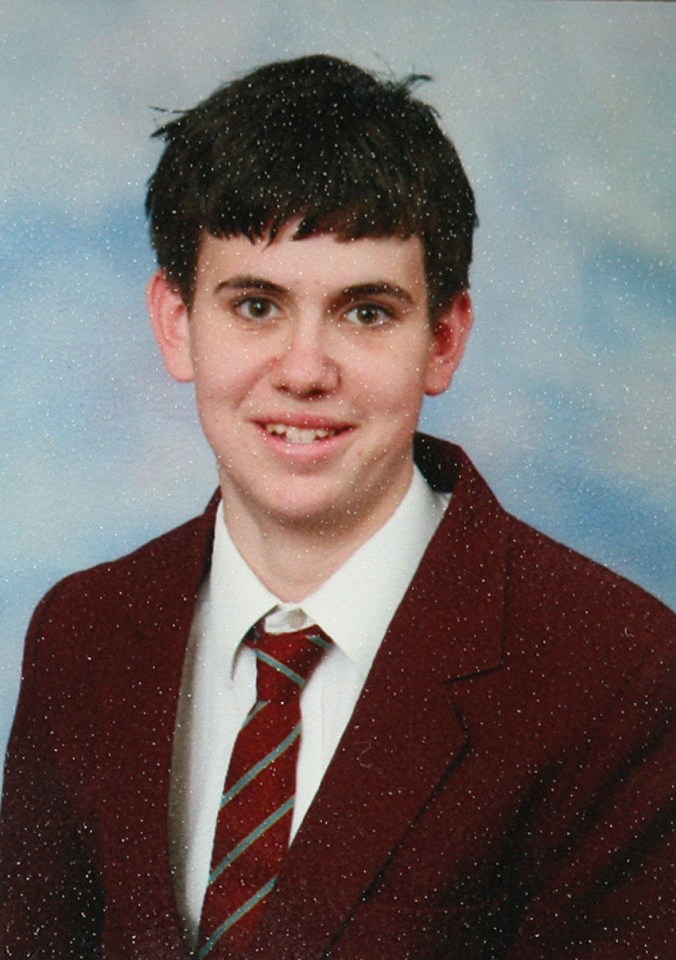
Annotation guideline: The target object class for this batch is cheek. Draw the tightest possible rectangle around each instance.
[363,353,431,412]
[192,346,265,403]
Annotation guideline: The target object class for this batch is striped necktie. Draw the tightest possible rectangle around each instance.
[197,619,330,958]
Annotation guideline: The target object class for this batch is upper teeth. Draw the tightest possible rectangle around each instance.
[266,424,337,443]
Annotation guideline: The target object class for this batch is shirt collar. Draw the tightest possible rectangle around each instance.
[208,467,449,681]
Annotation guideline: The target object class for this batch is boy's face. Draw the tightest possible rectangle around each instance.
[150,223,472,541]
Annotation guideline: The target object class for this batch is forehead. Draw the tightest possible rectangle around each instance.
[195,224,427,296]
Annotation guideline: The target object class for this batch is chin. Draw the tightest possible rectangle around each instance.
[269,499,341,530]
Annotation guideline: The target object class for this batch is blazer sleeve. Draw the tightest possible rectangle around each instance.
[504,631,675,959]
[0,586,104,959]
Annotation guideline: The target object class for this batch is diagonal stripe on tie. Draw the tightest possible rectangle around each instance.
[219,724,301,808]
[255,649,307,687]
[307,632,332,651]
[196,877,278,960]
[209,796,295,884]
[197,620,330,958]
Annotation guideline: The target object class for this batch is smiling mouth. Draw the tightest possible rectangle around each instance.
[264,423,344,444]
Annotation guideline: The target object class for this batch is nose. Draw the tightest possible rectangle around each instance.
[270,317,339,397]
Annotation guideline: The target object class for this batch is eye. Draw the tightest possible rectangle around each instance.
[344,303,394,327]
[234,297,281,322]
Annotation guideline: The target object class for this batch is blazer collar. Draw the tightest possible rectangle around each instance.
[127,489,220,638]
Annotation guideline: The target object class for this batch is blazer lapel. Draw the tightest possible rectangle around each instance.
[251,441,509,959]
[99,495,219,952]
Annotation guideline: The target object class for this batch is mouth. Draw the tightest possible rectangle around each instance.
[264,423,345,444]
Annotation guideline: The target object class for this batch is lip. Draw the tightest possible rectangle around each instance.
[255,414,353,431]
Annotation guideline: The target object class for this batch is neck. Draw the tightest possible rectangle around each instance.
[221,488,411,602]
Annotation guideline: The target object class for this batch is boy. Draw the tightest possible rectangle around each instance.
[1,55,673,959]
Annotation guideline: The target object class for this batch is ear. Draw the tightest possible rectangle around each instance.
[147,270,195,382]
[424,291,474,397]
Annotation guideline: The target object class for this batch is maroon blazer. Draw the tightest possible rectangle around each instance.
[1,437,674,959]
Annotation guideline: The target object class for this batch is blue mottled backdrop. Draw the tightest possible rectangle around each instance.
[1,0,674,773]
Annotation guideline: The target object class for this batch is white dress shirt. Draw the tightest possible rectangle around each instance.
[169,467,450,946]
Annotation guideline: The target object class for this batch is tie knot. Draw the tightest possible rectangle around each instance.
[247,621,331,703]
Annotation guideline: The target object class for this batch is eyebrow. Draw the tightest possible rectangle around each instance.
[215,277,416,305]
[214,276,286,295]
[340,283,415,305]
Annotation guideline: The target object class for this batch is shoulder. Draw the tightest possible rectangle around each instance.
[505,509,673,648]
[417,433,673,666]
[22,493,220,672]
[416,437,673,767]
[50,492,217,603]
[502,514,673,722]
[479,475,673,723]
